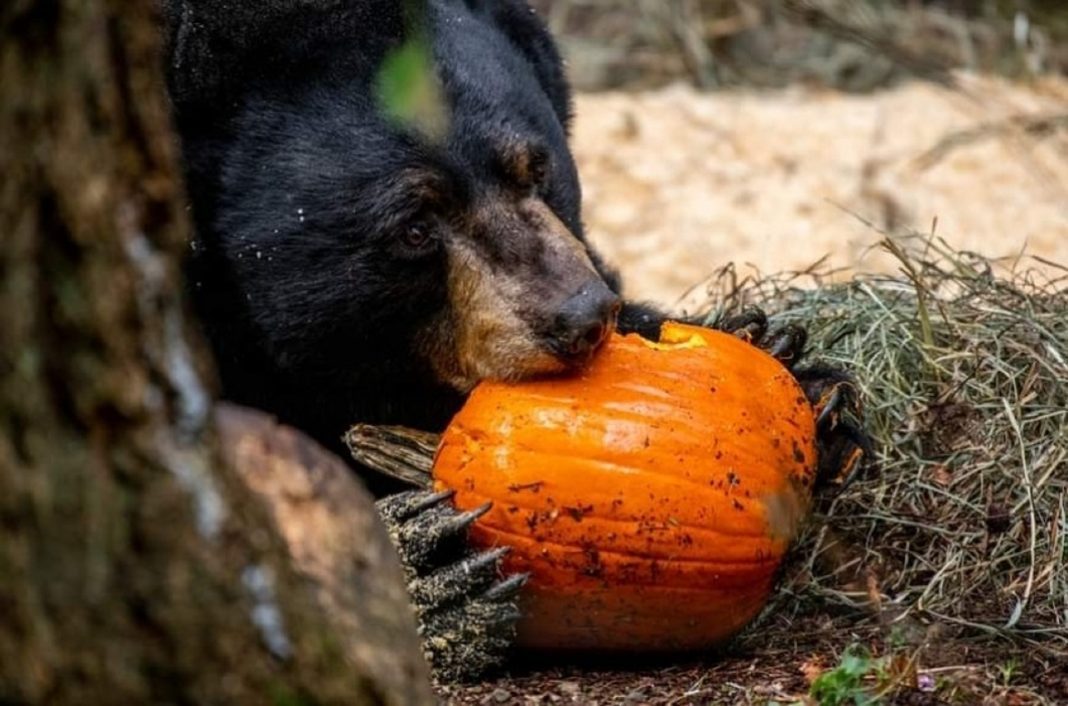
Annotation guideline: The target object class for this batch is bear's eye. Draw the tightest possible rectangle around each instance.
[402,222,434,250]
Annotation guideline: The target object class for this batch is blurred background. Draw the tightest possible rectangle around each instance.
[529,0,1068,306]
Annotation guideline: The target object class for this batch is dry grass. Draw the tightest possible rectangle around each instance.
[701,237,1068,658]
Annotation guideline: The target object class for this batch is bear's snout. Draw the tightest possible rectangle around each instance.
[545,279,620,365]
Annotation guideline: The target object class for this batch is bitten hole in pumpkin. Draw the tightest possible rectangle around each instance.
[640,323,709,351]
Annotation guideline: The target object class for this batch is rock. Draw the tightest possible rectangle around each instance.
[217,404,433,705]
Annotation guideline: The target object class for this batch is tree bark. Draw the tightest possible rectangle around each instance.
[0,3,432,704]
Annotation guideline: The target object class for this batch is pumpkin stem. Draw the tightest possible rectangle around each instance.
[345,424,439,488]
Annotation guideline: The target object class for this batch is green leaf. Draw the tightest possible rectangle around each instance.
[809,647,880,706]
[375,34,449,142]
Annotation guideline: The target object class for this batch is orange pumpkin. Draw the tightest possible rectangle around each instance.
[432,322,817,651]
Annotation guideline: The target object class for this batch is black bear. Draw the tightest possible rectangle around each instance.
[163,0,865,679]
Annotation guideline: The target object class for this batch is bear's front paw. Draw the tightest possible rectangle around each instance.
[376,490,526,681]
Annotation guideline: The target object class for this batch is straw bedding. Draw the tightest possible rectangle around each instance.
[702,237,1067,652]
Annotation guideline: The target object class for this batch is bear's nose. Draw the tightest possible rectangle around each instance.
[549,279,621,364]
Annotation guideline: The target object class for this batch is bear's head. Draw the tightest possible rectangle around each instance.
[167,0,621,409]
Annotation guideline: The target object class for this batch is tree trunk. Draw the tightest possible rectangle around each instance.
[0,3,432,704]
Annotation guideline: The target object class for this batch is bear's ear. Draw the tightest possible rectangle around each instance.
[483,0,573,134]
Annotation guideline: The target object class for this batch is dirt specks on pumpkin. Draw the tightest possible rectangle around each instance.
[563,504,594,522]
[525,508,560,532]
[580,545,604,577]
[507,481,544,494]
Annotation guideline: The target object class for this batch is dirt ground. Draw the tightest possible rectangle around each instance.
[439,614,1068,704]
[574,74,1068,310]
[441,76,1068,705]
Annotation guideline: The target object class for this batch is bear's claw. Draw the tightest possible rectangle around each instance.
[794,365,875,488]
[761,324,808,368]
[716,307,769,344]
[376,490,521,681]
[716,308,807,369]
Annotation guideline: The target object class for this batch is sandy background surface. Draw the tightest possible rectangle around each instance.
[572,74,1068,309]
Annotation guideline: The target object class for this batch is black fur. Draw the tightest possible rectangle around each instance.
[165,0,664,465]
